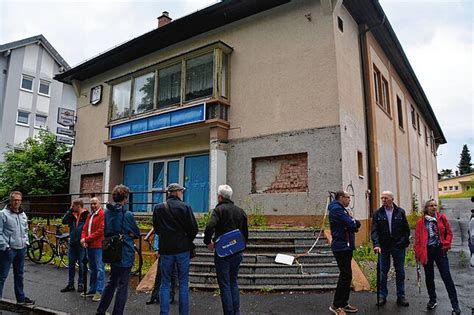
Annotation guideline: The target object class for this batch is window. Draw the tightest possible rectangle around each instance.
[449,186,453,191]
[438,188,442,192]
[454,186,459,191]
[357,151,364,177]
[431,130,435,153]
[416,113,421,135]
[132,72,155,114]
[21,75,33,91]
[381,78,391,115]
[397,96,404,129]
[337,16,344,32]
[424,125,429,145]
[443,186,447,191]
[158,64,181,107]
[17,111,29,125]
[220,53,229,98]
[373,65,381,105]
[35,114,47,128]
[38,80,50,96]
[185,53,214,101]
[111,80,131,120]
[411,105,416,129]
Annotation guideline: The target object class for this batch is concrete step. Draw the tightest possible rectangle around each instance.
[194,243,330,254]
[189,283,338,291]
[190,262,339,274]
[192,252,335,264]
[194,235,326,245]
[189,272,339,286]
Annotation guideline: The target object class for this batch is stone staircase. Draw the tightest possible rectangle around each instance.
[189,229,338,291]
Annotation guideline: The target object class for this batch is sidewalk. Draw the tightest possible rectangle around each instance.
[2,259,472,314]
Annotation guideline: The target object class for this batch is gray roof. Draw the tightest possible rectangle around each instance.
[0,34,70,70]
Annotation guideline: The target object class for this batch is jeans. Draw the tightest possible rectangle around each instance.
[379,247,406,298]
[160,251,190,315]
[68,243,85,286]
[424,246,459,308]
[96,265,131,315]
[214,252,243,315]
[0,248,26,302]
[150,255,177,301]
[333,250,353,308]
[87,248,105,294]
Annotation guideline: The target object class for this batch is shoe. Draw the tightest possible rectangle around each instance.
[451,306,461,314]
[92,293,101,302]
[329,304,347,314]
[342,304,358,313]
[170,294,175,304]
[397,297,409,307]
[60,285,75,292]
[77,284,84,293]
[80,291,95,298]
[17,297,35,305]
[376,297,387,306]
[426,300,437,309]
[146,297,159,305]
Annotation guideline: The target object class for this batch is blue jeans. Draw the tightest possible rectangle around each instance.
[0,248,26,302]
[379,247,406,298]
[96,265,131,315]
[87,248,104,294]
[160,251,190,315]
[68,243,85,286]
[424,246,459,308]
[214,252,243,315]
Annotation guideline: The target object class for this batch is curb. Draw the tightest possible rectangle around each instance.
[0,298,70,315]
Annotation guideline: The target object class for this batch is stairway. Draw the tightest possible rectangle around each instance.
[190,229,338,291]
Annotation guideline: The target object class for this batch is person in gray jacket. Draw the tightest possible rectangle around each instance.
[0,191,34,305]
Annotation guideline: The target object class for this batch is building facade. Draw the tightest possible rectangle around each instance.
[55,0,445,242]
[438,173,474,196]
[0,35,76,160]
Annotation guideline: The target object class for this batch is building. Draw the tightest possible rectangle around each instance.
[55,0,445,243]
[438,173,474,196]
[0,35,76,159]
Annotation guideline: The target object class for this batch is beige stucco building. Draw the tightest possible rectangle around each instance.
[55,0,445,243]
[438,173,474,195]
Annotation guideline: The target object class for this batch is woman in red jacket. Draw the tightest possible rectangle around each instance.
[414,199,460,314]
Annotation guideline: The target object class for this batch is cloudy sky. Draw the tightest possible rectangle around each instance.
[0,0,472,172]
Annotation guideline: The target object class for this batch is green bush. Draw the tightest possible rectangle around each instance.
[407,210,421,230]
[197,213,211,229]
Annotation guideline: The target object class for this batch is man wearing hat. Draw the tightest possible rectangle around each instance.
[153,183,198,315]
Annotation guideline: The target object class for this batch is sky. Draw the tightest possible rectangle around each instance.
[0,0,472,172]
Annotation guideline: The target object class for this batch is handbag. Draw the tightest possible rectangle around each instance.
[102,210,125,264]
[215,229,246,258]
[162,201,196,259]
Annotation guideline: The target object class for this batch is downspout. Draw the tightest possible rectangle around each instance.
[358,15,385,239]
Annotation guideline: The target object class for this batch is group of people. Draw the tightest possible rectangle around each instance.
[328,190,462,315]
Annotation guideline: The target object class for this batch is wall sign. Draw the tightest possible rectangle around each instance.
[57,108,75,127]
[57,126,75,137]
[56,135,74,145]
[90,85,103,105]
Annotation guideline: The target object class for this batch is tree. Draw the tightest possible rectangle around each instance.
[0,130,70,199]
[439,169,454,179]
[458,144,473,175]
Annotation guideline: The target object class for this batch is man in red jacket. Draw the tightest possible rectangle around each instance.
[80,197,105,302]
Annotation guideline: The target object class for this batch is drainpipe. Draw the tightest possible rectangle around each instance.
[358,14,385,239]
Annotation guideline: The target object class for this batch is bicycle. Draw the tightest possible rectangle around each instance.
[28,224,70,268]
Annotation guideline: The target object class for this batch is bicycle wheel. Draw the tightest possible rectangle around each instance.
[131,245,143,277]
[57,240,69,268]
[28,240,55,264]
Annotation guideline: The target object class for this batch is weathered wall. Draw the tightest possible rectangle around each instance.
[70,158,106,194]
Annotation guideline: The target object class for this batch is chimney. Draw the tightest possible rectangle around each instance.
[157,11,172,28]
[455,170,459,177]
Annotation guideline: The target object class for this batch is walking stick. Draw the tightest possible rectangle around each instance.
[416,260,421,294]
[376,252,380,307]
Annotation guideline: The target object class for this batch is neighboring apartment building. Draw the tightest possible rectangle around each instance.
[438,173,474,195]
[0,35,76,160]
[55,0,445,243]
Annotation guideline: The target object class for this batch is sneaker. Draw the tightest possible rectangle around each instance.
[17,297,35,305]
[343,304,358,313]
[80,291,95,298]
[77,284,84,293]
[146,297,159,305]
[60,284,75,293]
[426,300,437,309]
[329,305,347,314]
[451,306,461,314]
[397,297,409,307]
[92,293,101,302]
[376,297,387,306]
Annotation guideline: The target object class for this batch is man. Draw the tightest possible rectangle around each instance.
[371,191,410,307]
[61,199,88,293]
[153,183,198,315]
[204,185,248,315]
[0,191,35,305]
[328,190,360,315]
[80,197,105,302]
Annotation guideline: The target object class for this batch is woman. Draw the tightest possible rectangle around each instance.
[414,199,460,314]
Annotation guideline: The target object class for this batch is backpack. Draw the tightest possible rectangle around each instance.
[102,211,125,264]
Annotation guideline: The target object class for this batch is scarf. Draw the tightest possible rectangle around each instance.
[425,214,439,241]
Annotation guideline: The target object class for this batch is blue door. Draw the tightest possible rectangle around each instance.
[152,160,180,207]
[184,155,209,213]
[123,162,149,212]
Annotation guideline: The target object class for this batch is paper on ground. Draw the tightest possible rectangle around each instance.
[275,253,295,265]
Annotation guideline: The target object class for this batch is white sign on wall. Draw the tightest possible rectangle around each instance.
[57,108,75,127]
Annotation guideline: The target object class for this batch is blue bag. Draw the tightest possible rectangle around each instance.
[215,229,246,258]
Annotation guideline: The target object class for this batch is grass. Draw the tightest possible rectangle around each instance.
[459,250,466,268]
[407,210,422,230]
[439,188,474,199]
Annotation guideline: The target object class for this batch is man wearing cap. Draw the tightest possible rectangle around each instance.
[153,183,198,315]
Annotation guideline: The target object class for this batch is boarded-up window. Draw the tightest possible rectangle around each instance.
[80,173,103,195]
[251,153,308,194]
[357,151,364,177]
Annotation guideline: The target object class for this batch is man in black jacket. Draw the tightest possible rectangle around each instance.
[204,185,248,315]
[371,191,410,307]
[153,183,198,315]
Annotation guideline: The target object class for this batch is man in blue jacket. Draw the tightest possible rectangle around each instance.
[328,191,360,314]
[61,199,88,293]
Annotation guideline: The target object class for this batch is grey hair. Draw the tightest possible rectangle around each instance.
[381,191,394,200]
[218,185,233,200]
